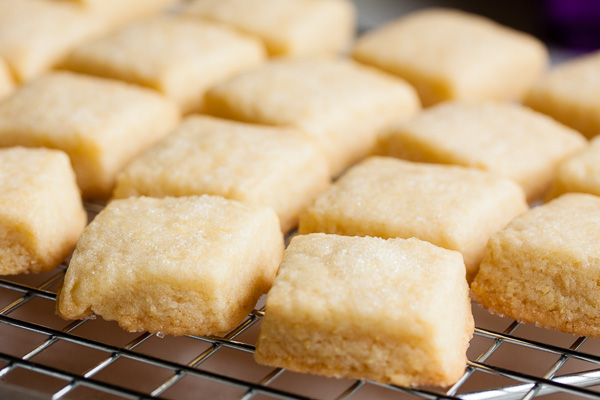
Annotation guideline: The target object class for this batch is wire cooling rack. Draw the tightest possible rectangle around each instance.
[1,204,600,400]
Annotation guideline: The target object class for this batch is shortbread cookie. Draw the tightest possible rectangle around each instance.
[377,101,586,201]
[353,9,548,106]
[549,137,600,199]
[525,50,600,139]
[0,59,13,99]
[0,72,180,199]
[113,116,329,233]
[255,233,473,387]
[62,16,265,113]
[57,195,284,336]
[0,147,86,275]
[0,0,106,82]
[205,58,420,176]
[471,193,600,338]
[299,157,528,280]
[58,0,177,29]
[183,0,355,57]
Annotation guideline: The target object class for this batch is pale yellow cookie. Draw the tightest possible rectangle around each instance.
[0,72,180,199]
[255,233,473,387]
[62,16,265,113]
[299,157,528,280]
[549,137,600,199]
[0,147,86,275]
[0,0,106,82]
[57,195,284,336]
[59,0,177,29]
[113,116,329,233]
[525,50,600,139]
[353,9,548,106]
[205,58,420,176]
[471,193,600,338]
[183,0,355,57]
[377,101,586,202]
[0,58,13,99]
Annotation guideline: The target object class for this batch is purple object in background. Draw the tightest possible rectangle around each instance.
[545,0,600,52]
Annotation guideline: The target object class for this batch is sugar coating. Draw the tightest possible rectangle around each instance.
[471,193,600,338]
[62,16,266,113]
[205,58,420,176]
[353,9,548,107]
[0,0,107,82]
[299,157,528,280]
[0,147,86,275]
[255,233,473,387]
[377,101,586,202]
[0,72,180,199]
[113,116,329,233]
[61,0,177,29]
[525,50,600,139]
[0,59,13,99]
[549,137,600,199]
[57,195,284,336]
[183,0,355,57]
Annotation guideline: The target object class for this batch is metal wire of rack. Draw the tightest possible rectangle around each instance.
[1,204,600,400]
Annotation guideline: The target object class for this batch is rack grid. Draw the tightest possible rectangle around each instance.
[1,203,600,400]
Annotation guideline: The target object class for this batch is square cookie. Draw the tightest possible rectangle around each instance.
[0,0,107,82]
[183,0,355,57]
[255,233,473,387]
[62,16,266,113]
[377,101,586,202]
[57,195,284,336]
[550,137,600,199]
[299,157,528,280]
[353,8,548,106]
[0,72,180,199]
[471,193,600,338]
[525,50,600,139]
[113,116,330,233]
[0,147,87,275]
[205,58,420,176]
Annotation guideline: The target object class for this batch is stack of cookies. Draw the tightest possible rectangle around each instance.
[2,0,600,390]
